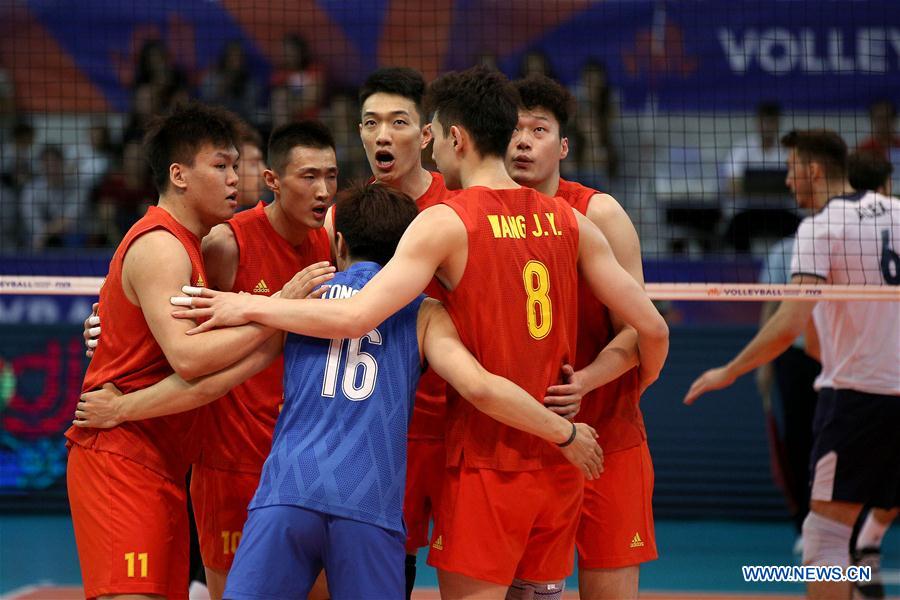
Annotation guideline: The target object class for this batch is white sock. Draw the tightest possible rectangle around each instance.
[856,511,889,550]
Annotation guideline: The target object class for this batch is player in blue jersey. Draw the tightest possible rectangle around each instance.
[216,182,604,599]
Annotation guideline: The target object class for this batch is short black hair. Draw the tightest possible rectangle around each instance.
[425,65,519,158]
[359,67,426,123]
[781,129,847,179]
[848,150,893,192]
[267,120,335,175]
[514,74,575,134]
[144,101,242,193]
[334,182,418,266]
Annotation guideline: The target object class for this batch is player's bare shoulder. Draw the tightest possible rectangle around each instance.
[585,192,643,277]
[122,229,194,303]
[201,223,239,291]
[585,193,631,232]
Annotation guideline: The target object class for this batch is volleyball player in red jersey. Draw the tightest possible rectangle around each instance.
[173,66,669,600]
[65,103,283,600]
[75,121,337,599]
[183,121,334,598]
[323,67,454,596]
[507,75,656,599]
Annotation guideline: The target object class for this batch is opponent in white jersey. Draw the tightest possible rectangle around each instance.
[685,130,899,600]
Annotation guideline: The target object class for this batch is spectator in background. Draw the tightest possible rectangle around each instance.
[71,123,113,197]
[323,90,368,187]
[234,125,268,210]
[572,59,619,185]
[201,41,261,123]
[1,121,38,191]
[123,84,162,145]
[270,34,324,121]
[0,180,17,249]
[518,49,555,79]
[474,51,498,71]
[721,101,785,195]
[858,100,899,160]
[133,39,188,103]
[94,140,155,244]
[21,145,88,249]
[0,66,15,130]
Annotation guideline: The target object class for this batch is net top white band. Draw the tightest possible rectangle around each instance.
[1,275,898,301]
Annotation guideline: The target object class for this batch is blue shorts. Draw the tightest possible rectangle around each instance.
[224,504,405,600]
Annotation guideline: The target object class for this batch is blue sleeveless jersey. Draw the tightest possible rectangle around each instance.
[250,262,424,534]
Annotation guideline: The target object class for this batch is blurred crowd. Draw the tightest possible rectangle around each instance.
[0,35,895,254]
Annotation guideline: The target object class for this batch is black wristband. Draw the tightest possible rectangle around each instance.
[557,421,577,447]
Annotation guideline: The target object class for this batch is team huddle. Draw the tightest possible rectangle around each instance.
[65,60,900,600]
[67,65,667,600]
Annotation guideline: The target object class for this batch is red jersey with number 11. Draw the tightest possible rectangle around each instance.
[65,206,208,481]
[441,187,580,471]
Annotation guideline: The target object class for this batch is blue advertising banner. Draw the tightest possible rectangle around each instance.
[2,0,897,112]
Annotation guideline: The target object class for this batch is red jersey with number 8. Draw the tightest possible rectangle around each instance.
[441,187,580,471]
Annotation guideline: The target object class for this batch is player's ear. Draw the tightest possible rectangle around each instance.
[169,162,188,191]
[335,232,349,262]
[450,125,463,152]
[421,123,433,149]
[560,137,569,161]
[263,169,279,194]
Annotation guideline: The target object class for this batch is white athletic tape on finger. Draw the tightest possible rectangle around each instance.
[182,286,203,296]
[170,296,193,307]
[88,327,101,337]
[87,316,100,326]
[87,339,98,348]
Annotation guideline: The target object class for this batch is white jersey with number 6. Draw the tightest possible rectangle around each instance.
[791,191,900,396]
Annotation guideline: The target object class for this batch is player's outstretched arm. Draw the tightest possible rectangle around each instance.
[171,206,464,340]
[124,230,278,380]
[684,274,818,405]
[418,299,604,480]
[73,333,284,428]
[575,210,669,391]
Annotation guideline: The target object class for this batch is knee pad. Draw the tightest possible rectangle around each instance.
[801,511,852,567]
[505,579,565,600]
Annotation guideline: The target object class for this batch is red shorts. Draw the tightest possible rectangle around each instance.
[403,439,446,554]
[67,445,189,599]
[190,464,260,571]
[576,441,658,569]
[428,463,583,585]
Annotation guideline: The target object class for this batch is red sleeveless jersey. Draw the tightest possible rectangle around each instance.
[198,202,331,473]
[556,178,645,452]
[442,187,580,471]
[65,206,208,481]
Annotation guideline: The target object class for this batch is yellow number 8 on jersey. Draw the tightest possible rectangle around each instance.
[522,260,552,339]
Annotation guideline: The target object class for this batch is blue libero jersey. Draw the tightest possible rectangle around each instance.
[250,262,424,534]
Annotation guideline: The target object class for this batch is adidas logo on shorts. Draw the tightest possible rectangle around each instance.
[432,535,444,551]
[253,279,269,294]
[630,532,644,548]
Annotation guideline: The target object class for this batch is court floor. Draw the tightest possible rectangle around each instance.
[1,515,897,598]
